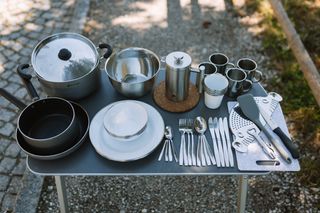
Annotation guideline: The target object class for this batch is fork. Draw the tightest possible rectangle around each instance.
[186,119,196,166]
[179,119,188,166]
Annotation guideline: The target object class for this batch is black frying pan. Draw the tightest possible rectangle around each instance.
[16,101,89,160]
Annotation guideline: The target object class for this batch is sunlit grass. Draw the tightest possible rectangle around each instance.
[245,0,320,187]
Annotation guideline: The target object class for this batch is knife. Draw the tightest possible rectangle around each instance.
[258,106,300,159]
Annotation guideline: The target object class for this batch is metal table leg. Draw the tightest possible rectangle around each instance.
[55,176,69,213]
[237,175,249,213]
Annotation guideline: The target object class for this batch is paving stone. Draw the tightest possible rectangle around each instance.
[2,49,14,58]
[19,151,27,159]
[24,23,39,32]
[0,175,10,191]
[11,42,23,52]
[4,82,20,94]
[1,71,13,80]
[0,97,10,107]
[0,80,8,88]
[5,143,20,158]
[9,73,23,84]
[11,159,26,175]
[20,48,32,57]
[0,109,16,122]
[0,123,15,137]
[27,31,41,40]
[16,37,30,46]
[4,61,16,71]
[0,192,4,202]
[7,176,22,194]
[0,157,16,173]
[8,32,21,40]
[13,87,27,99]
[9,53,20,62]
[1,194,16,212]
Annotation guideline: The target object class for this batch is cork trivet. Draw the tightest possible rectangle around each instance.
[153,81,200,112]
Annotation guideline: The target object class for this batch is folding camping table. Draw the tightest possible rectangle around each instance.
[27,70,273,213]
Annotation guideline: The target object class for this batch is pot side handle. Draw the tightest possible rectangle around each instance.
[98,43,113,59]
[17,64,40,101]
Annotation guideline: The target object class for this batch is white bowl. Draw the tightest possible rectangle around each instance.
[103,101,148,141]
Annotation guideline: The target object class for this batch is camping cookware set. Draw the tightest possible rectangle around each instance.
[0,32,299,170]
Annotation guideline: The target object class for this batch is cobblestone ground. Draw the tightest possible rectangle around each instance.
[0,0,76,211]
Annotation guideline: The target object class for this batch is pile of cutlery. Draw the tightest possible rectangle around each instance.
[178,117,216,167]
[178,118,196,166]
[208,117,234,167]
[158,126,178,162]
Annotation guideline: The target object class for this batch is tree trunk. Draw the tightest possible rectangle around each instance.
[268,0,320,106]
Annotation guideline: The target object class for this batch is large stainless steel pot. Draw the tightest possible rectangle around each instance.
[19,33,112,100]
[104,47,160,98]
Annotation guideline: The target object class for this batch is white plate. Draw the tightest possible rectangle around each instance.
[90,101,165,162]
[103,101,148,141]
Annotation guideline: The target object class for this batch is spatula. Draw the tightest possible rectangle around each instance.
[237,94,292,164]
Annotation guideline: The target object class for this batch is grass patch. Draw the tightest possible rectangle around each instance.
[243,0,320,187]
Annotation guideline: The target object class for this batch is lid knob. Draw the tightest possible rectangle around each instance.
[58,48,72,61]
[174,56,184,65]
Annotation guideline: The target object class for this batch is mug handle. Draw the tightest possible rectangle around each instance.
[227,62,235,69]
[242,79,253,93]
[250,70,263,83]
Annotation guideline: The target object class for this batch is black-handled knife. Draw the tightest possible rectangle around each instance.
[258,106,300,159]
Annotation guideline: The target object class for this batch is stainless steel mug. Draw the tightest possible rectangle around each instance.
[236,58,263,83]
[209,53,234,75]
[196,62,217,93]
[165,51,193,102]
[225,68,252,98]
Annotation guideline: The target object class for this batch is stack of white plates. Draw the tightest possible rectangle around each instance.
[89,100,164,162]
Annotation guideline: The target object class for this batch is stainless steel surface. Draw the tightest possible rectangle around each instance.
[225,68,252,98]
[236,58,263,83]
[105,47,160,98]
[158,126,177,162]
[32,33,98,82]
[228,101,300,171]
[213,117,225,167]
[178,119,188,166]
[30,33,104,100]
[197,65,205,93]
[209,53,234,74]
[237,175,249,213]
[247,128,276,159]
[208,117,221,167]
[223,117,235,167]
[185,119,193,165]
[194,117,216,166]
[203,73,229,96]
[55,176,69,213]
[165,51,192,101]
[219,117,230,167]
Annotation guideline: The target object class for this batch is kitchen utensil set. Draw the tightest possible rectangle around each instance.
[158,126,178,162]
[208,117,234,167]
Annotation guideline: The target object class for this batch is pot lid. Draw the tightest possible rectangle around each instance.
[165,51,192,69]
[31,33,98,82]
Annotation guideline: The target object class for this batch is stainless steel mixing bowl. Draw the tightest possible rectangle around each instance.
[104,47,160,98]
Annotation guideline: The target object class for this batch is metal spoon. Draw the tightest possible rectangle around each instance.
[194,117,216,166]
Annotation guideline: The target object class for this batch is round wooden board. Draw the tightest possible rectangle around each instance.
[153,81,200,113]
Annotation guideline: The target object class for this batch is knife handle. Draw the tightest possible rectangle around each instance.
[274,127,300,159]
